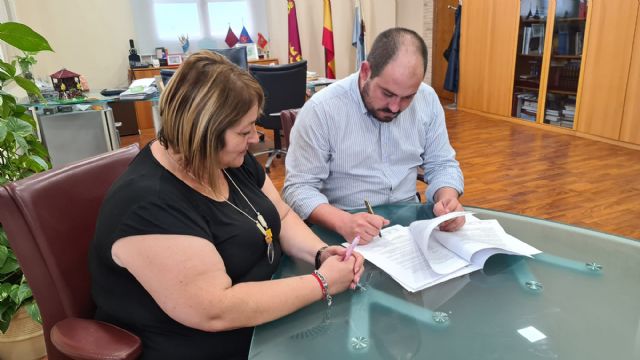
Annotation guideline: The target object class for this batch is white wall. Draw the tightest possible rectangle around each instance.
[11,0,428,91]
[13,0,135,91]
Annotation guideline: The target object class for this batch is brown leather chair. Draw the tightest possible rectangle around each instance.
[0,145,142,360]
[280,108,300,151]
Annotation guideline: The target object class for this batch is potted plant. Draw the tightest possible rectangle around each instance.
[0,20,53,346]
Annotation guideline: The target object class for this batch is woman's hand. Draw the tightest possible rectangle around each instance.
[318,246,365,290]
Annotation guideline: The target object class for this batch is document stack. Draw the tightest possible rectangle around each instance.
[119,78,158,100]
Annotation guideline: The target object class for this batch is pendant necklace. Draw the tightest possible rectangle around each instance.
[164,147,274,263]
[222,169,275,264]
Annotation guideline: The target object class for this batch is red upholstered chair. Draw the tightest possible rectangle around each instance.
[0,144,142,360]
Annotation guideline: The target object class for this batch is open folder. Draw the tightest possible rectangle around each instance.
[347,212,541,292]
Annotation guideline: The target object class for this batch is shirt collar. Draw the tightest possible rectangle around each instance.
[349,72,369,116]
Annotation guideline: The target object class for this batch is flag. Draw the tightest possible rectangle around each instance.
[225,26,238,48]
[352,0,366,71]
[322,0,335,79]
[288,0,303,63]
[257,32,268,50]
[239,26,253,44]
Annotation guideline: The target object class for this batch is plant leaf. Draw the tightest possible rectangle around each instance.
[14,75,40,95]
[0,245,7,267]
[14,134,28,152]
[26,301,41,324]
[0,120,7,142]
[25,155,48,172]
[0,22,53,52]
[15,283,32,305]
[0,256,18,274]
[6,117,32,137]
[0,60,16,77]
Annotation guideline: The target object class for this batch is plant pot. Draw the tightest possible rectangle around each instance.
[0,306,46,360]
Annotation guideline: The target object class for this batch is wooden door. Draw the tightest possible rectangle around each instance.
[576,0,639,139]
[620,3,640,145]
[457,0,520,116]
[432,0,458,102]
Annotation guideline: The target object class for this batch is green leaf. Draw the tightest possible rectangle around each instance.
[14,283,32,305]
[0,121,7,142]
[0,229,8,246]
[24,155,48,172]
[14,75,40,95]
[0,256,18,274]
[26,301,41,324]
[0,245,7,267]
[27,139,48,160]
[0,22,53,52]
[0,60,16,77]
[14,135,28,152]
[6,117,32,137]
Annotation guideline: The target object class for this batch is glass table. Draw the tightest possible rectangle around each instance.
[249,204,640,359]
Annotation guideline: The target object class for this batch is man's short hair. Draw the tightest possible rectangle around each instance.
[366,27,428,78]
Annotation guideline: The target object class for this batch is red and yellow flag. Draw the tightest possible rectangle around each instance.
[322,0,335,79]
[288,0,303,63]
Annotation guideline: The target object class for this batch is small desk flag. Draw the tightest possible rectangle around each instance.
[225,27,238,48]
[239,26,253,44]
[257,32,268,50]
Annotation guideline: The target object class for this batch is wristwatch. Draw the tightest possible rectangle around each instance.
[314,245,329,270]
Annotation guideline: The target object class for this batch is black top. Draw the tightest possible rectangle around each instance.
[90,144,282,359]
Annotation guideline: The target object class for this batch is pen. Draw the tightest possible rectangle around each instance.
[343,235,360,261]
[364,199,383,238]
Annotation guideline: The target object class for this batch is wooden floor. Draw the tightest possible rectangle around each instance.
[121,109,640,240]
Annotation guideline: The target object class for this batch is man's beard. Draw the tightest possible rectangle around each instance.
[361,80,401,123]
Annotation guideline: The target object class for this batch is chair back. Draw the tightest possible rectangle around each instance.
[210,47,248,70]
[280,108,300,149]
[249,60,307,133]
[0,144,139,359]
[159,69,176,85]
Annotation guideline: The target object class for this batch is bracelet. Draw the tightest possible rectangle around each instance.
[314,245,329,270]
[311,270,332,307]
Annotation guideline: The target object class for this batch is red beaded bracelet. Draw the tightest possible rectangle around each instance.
[311,270,332,306]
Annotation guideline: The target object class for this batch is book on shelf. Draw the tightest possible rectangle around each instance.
[529,23,545,55]
[348,212,541,292]
[575,31,583,55]
[522,26,532,54]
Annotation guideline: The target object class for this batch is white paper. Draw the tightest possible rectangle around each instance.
[517,326,547,343]
[343,213,541,293]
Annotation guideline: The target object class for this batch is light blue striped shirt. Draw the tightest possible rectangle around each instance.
[283,72,463,220]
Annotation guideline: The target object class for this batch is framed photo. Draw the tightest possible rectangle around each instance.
[167,54,183,65]
[236,43,258,60]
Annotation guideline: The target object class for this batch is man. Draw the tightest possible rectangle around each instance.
[283,27,464,244]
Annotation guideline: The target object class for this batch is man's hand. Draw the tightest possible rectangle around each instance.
[336,212,390,245]
[433,187,465,232]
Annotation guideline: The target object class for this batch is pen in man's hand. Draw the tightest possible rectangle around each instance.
[364,199,383,238]
[343,235,360,261]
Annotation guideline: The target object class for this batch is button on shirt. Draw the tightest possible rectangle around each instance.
[282,72,463,220]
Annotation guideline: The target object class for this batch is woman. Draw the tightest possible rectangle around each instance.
[90,51,364,359]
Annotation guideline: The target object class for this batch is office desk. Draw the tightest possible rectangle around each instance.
[250,204,640,359]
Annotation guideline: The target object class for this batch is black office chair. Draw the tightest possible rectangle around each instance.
[250,60,307,173]
[209,47,248,70]
[160,69,176,86]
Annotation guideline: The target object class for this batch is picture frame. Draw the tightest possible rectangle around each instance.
[167,54,183,65]
[236,43,258,60]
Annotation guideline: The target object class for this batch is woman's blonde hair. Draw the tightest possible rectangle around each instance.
[157,50,264,193]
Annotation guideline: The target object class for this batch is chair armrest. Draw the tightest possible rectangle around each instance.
[51,317,142,360]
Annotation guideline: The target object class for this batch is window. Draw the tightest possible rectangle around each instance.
[131,0,267,55]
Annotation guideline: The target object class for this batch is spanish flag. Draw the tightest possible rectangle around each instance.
[288,0,303,63]
[322,0,335,79]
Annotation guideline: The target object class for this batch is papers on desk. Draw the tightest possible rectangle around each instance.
[119,78,158,100]
[347,212,541,292]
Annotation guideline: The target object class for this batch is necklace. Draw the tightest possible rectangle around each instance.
[222,169,274,264]
[163,147,274,263]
